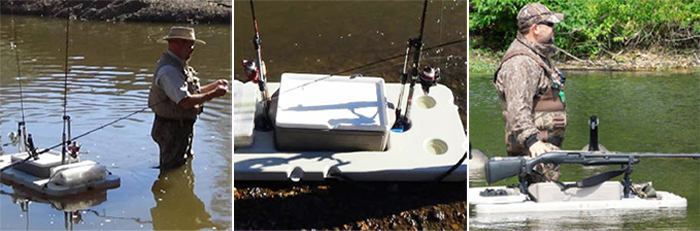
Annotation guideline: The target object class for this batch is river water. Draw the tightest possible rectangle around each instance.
[233,0,466,229]
[469,71,700,230]
[0,15,231,229]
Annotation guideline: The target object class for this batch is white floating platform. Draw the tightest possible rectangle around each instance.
[469,185,687,214]
[234,75,467,182]
[0,150,120,197]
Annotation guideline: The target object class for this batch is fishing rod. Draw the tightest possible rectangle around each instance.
[391,0,429,132]
[61,11,71,165]
[8,1,29,154]
[247,0,272,130]
[0,99,168,173]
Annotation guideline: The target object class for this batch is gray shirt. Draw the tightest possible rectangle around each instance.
[154,51,190,104]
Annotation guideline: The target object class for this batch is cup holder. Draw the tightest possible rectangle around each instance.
[416,96,436,109]
[424,139,448,155]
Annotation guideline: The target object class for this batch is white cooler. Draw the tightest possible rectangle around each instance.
[275,73,389,151]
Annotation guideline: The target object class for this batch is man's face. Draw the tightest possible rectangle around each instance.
[534,20,556,44]
[172,39,196,60]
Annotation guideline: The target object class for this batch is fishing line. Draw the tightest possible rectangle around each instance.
[267,38,465,102]
[61,9,71,164]
[10,4,27,128]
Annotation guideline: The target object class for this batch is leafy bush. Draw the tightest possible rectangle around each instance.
[470,0,700,58]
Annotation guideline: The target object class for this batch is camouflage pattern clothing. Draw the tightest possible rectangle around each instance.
[494,34,567,182]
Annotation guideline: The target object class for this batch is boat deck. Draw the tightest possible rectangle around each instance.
[234,80,468,182]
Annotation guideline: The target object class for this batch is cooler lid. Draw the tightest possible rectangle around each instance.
[275,73,388,132]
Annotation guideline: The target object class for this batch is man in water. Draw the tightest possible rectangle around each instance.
[149,26,229,170]
[493,3,567,182]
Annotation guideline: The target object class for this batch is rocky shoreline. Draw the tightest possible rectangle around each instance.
[0,0,231,24]
[470,47,700,73]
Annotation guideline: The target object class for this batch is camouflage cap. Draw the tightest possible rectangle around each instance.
[517,3,564,30]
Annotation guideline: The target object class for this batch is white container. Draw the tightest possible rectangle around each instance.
[528,181,622,203]
[234,80,258,148]
[275,73,389,151]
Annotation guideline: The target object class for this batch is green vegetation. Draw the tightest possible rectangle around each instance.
[470,0,700,58]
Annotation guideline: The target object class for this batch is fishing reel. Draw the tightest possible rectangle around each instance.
[241,59,266,83]
[7,131,20,146]
[419,66,440,94]
[67,141,82,159]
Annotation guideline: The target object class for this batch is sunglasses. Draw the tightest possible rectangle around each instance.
[538,21,555,27]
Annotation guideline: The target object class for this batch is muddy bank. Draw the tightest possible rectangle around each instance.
[470,48,700,73]
[0,0,231,24]
[234,182,467,230]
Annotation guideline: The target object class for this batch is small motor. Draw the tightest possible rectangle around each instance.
[419,66,440,94]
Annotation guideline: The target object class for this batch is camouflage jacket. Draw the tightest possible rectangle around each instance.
[493,34,564,147]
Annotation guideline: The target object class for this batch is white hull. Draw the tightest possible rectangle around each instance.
[0,151,120,197]
[234,80,468,182]
[468,185,687,214]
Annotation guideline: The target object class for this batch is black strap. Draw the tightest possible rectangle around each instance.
[553,168,627,191]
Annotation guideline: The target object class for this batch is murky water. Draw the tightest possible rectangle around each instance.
[233,0,466,229]
[0,15,231,229]
[469,71,700,230]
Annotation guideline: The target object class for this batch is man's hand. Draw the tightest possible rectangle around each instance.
[212,85,228,98]
[528,141,551,158]
[216,79,229,88]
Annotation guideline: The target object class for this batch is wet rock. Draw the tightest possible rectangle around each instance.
[234,182,467,230]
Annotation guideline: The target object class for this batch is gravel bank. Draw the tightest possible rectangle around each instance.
[0,0,231,24]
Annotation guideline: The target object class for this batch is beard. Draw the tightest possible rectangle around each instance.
[547,34,555,45]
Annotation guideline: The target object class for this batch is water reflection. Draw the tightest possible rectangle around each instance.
[150,162,221,230]
[0,184,111,230]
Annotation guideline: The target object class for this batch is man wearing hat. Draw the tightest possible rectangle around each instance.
[149,26,229,170]
[493,3,567,182]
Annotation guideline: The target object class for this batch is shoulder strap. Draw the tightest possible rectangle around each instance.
[552,168,627,191]
[493,50,553,83]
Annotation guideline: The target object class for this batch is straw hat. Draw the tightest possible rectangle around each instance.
[160,26,206,44]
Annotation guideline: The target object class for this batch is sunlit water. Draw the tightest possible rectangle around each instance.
[0,15,231,230]
[233,0,466,123]
[469,71,700,230]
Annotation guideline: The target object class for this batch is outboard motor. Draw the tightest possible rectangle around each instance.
[419,66,440,94]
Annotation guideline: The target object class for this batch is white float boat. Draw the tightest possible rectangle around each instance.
[1,10,120,198]
[469,149,696,219]
[234,73,467,182]
[1,149,120,197]
[469,183,686,214]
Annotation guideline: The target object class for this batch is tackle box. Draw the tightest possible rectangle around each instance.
[275,73,389,151]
